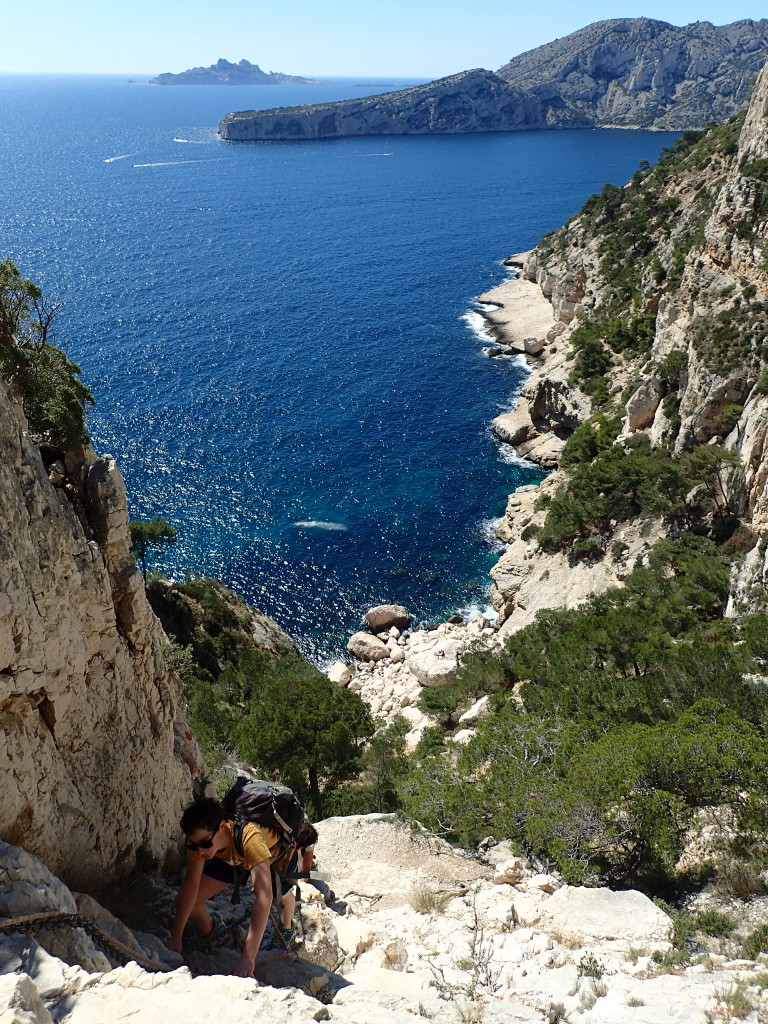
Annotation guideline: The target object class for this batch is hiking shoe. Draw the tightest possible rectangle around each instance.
[183,912,225,952]
[268,926,295,949]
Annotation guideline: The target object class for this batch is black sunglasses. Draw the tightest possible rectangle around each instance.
[185,830,217,851]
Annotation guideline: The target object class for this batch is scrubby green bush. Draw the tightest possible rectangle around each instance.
[653,899,697,949]
[324,715,411,816]
[714,404,744,437]
[657,350,688,389]
[568,315,656,397]
[695,910,736,938]
[560,414,621,467]
[535,440,740,555]
[741,157,768,180]
[743,924,768,959]
[236,654,375,820]
[148,576,373,817]
[0,258,93,448]
[689,302,768,374]
[397,532,768,887]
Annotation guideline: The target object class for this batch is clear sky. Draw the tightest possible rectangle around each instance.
[4,1,768,77]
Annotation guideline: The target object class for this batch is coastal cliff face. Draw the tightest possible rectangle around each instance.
[486,55,768,629]
[219,18,768,141]
[219,69,533,140]
[0,380,203,888]
[498,18,768,130]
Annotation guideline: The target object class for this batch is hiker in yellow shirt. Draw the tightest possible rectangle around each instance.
[167,797,285,977]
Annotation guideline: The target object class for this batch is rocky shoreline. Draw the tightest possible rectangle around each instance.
[328,603,496,744]
[330,257,592,733]
[333,238,681,704]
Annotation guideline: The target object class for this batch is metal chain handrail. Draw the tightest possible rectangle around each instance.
[0,911,173,973]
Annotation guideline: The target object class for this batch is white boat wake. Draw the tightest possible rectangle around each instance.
[293,520,348,531]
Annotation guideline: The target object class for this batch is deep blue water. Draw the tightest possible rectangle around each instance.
[0,74,679,660]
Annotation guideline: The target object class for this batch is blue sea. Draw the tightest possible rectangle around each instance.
[0,74,679,661]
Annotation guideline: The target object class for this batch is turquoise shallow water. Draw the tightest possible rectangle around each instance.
[0,75,679,660]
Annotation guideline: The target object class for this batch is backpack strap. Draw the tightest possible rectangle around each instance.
[271,864,284,907]
[232,816,246,857]
[230,817,246,905]
[270,797,294,836]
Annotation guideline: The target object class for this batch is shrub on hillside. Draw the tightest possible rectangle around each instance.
[398,536,768,887]
[536,441,740,555]
[0,258,93,449]
[237,655,374,819]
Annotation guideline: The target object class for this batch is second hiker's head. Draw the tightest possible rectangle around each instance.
[181,797,225,838]
[297,820,319,850]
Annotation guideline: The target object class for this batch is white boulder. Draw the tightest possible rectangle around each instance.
[365,605,412,632]
[0,842,77,918]
[347,633,390,662]
[327,661,355,686]
[492,405,537,447]
[458,694,490,726]
[524,336,545,355]
[451,728,475,744]
[408,638,464,686]
[0,973,53,1024]
[538,886,673,950]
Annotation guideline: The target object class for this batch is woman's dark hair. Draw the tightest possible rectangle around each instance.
[180,797,225,836]
[296,820,319,849]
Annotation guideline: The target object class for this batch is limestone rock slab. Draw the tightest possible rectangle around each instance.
[537,886,673,949]
[407,637,464,686]
[0,380,202,889]
[492,405,538,447]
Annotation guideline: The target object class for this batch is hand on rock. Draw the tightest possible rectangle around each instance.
[229,952,256,978]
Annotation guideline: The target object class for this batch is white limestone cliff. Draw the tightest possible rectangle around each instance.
[480,55,768,630]
[0,379,203,888]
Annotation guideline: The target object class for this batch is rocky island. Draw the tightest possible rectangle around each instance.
[219,17,768,139]
[151,58,315,86]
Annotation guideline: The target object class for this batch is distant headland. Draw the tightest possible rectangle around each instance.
[219,17,768,139]
[150,58,317,86]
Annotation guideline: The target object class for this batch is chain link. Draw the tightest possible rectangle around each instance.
[0,911,172,973]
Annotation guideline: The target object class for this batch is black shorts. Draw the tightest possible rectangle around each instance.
[203,857,250,887]
[271,851,298,898]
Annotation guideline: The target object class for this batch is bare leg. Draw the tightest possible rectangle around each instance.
[280,889,296,930]
[188,875,229,935]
